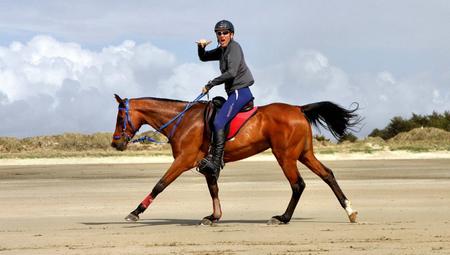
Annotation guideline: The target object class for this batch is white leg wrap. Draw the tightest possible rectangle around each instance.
[344,200,354,216]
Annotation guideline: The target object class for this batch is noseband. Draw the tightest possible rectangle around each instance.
[113,99,137,141]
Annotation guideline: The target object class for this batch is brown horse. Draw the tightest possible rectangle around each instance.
[111,94,360,225]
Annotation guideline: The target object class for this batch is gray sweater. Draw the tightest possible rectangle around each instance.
[198,40,254,95]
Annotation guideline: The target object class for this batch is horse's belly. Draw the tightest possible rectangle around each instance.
[224,132,269,162]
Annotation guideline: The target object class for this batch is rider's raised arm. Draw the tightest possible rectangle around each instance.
[198,45,221,62]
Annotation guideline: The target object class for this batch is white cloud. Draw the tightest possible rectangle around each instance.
[250,50,450,137]
[269,50,356,105]
[156,63,217,99]
[377,71,396,84]
[1,35,449,138]
[0,35,201,137]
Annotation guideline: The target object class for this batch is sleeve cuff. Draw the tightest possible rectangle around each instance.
[205,81,214,90]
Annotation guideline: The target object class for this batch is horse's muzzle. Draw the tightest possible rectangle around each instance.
[111,141,127,151]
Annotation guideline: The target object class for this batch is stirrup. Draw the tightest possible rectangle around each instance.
[197,157,222,177]
[197,158,210,173]
[198,157,216,172]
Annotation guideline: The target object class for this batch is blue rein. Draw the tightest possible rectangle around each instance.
[115,93,207,143]
[158,92,207,139]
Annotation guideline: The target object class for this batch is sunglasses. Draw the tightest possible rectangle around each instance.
[216,31,230,36]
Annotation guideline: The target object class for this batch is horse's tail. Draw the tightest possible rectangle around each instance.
[300,101,362,140]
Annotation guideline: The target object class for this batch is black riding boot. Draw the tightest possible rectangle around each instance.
[198,129,226,179]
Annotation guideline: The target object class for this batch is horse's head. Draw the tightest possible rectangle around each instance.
[111,94,139,151]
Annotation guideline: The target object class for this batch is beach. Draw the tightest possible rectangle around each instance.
[0,155,449,254]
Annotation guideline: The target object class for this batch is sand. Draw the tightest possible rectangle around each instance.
[1,150,449,166]
[0,158,449,254]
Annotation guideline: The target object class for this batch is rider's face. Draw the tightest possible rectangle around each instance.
[216,30,233,48]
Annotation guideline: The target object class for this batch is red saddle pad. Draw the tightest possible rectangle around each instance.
[227,107,258,140]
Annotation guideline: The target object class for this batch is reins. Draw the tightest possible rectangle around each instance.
[127,92,208,144]
[158,92,207,138]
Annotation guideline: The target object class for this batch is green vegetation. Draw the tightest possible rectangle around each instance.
[313,135,330,143]
[0,131,171,159]
[338,133,358,143]
[369,111,450,140]
[387,127,450,151]
[313,136,387,154]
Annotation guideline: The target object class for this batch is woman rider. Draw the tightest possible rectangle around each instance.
[196,20,254,179]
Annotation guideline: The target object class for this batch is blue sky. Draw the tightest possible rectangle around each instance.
[1,1,449,138]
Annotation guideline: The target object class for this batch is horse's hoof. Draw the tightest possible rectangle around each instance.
[125,213,139,222]
[199,215,219,226]
[348,211,358,223]
[199,218,217,226]
[199,218,213,226]
[267,217,287,225]
[267,217,281,225]
[268,215,290,225]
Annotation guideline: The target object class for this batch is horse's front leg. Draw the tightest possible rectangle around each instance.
[200,174,222,225]
[124,157,193,222]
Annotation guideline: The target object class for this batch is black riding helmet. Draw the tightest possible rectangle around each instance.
[214,20,234,33]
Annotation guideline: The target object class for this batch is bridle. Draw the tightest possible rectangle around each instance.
[113,92,207,143]
[113,99,137,142]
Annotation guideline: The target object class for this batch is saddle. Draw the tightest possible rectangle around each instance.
[204,96,258,141]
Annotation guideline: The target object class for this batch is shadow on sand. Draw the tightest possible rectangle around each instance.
[81,217,318,227]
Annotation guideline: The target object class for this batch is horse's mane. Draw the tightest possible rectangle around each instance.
[134,97,208,105]
[134,97,187,103]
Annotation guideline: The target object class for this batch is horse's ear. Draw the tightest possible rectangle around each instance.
[114,94,123,104]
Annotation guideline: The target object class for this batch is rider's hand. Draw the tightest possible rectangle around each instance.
[202,86,209,94]
[196,39,211,48]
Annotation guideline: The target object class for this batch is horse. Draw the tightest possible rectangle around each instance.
[111,94,361,225]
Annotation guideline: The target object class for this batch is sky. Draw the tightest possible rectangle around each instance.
[0,0,449,138]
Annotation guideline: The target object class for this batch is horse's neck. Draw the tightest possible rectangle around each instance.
[133,98,189,135]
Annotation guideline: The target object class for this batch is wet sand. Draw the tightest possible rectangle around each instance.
[1,159,449,254]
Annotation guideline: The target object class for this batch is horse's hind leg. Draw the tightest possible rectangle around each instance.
[269,155,306,225]
[300,152,358,223]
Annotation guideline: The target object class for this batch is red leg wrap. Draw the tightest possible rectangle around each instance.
[141,194,154,208]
